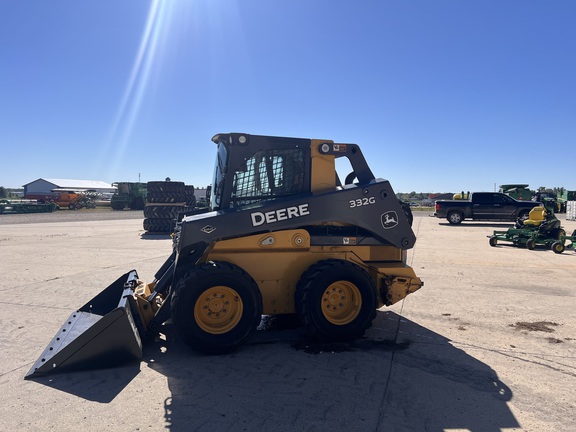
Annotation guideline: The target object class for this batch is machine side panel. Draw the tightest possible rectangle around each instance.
[178,180,415,257]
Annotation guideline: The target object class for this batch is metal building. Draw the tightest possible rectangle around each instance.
[23,178,116,196]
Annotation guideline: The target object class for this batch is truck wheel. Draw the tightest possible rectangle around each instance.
[171,261,263,354]
[551,241,564,254]
[447,211,463,224]
[489,237,498,247]
[68,203,76,210]
[295,259,377,342]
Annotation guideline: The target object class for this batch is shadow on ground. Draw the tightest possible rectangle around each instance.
[29,311,519,431]
[438,222,515,228]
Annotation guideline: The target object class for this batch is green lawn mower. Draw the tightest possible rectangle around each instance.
[488,205,576,253]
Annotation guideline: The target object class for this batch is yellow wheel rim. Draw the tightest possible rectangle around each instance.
[321,281,362,325]
[194,286,243,334]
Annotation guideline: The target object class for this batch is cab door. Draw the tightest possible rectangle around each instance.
[471,193,494,219]
[493,193,517,219]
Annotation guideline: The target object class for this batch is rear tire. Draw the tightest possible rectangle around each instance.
[171,262,263,354]
[295,259,377,342]
[447,211,463,224]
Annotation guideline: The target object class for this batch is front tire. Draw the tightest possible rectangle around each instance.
[552,241,565,254]
[171,261,263,354]
[295,259,377,342]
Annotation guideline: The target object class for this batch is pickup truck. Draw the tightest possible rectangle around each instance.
[434,192,541,224]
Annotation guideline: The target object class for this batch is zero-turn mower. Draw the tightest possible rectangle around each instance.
[489,205,574,252]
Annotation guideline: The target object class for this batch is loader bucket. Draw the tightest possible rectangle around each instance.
[25,271,144,379]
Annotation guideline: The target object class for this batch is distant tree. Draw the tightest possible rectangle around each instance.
[553,187,565,195]
[0,186,6,198]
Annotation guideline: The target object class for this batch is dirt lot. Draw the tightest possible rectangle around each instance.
[0,212,574,431]
[0,207,144,225]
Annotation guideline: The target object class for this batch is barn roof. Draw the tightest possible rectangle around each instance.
[23,178,115,190]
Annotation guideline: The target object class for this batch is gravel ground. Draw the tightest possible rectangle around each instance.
[0,207,144,225]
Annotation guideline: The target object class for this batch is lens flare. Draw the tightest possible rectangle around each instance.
[99,0,169,180]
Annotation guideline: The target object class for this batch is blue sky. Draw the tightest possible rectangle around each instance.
[1,0,575,193]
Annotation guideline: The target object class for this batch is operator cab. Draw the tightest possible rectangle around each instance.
[210,133,312,211]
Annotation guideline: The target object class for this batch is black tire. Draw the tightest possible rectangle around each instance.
[143,218,173,233]
[489,237,498,247]
[185,185,197,207]
[129,196,145,210]
[68,203,76,210]
[295,259,377,342]
[447,211,463,225]
[147,181,185,193]
[171,261,263,354]
[110,200,126,210]
[144,205,193,219]
[526,238,535,250]
[552,241,564,254]
[147,191,187,203]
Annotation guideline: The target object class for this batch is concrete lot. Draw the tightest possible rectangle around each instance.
[0,213,574,431]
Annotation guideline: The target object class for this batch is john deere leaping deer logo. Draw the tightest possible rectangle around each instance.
[381,211,398,229]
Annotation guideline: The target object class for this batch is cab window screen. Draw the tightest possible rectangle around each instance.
[231,149,306,208]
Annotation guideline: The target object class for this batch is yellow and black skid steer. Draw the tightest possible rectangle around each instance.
[26,133,423,379]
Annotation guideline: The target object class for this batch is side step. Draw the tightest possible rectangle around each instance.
[25,271,144,379]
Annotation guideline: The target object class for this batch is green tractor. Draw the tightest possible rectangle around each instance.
[499,184,532,201]
[110,182,147,210]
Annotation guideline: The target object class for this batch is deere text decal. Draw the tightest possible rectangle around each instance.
[251,204,310,227]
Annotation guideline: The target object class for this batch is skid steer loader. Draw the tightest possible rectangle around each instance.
[26,133,423,379]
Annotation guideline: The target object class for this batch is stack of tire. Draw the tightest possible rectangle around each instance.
[144,181,196,233]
